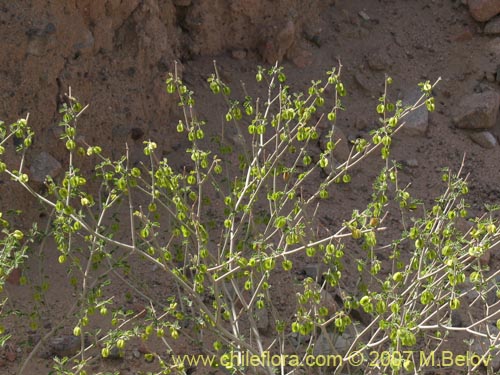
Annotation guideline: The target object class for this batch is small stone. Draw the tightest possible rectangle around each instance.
[133,349,141,359]
[400,88,429,136]
[485,71,496,82]
[48,335,83,358]
[469,131,497,148]
[358,10,370,21]
[485,15,500,33]
[30,152,62,183]
[45,23,56,34]
[468,0,500,22]
[366,51,392,71]
[255,307,269,333]
[453,91,500,129]
[231,49,246,60]
[403,159,419,168]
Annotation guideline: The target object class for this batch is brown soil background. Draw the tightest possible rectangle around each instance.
[1,0,500,374]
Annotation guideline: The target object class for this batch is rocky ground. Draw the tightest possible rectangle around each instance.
[2,0,500,374]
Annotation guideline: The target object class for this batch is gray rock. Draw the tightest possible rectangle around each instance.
[366,51,392,71]
[400,89,429,136]
[470,131,498,148]
[30,152,62,183]
[403,158,419,168]
[453,91,500,129]
[358,10,370,21]
[485,15,500,33]
[48,335,84,358]
[255,307,269,333]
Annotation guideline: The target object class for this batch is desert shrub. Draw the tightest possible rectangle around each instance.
[0,63,499,375]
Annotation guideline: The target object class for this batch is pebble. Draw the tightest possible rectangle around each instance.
[358,10,370,21]
[469,131,497,148]
[133,348,141,359]
[468,0,500,22]
[29,152,62,183]
[453,91,500,129]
